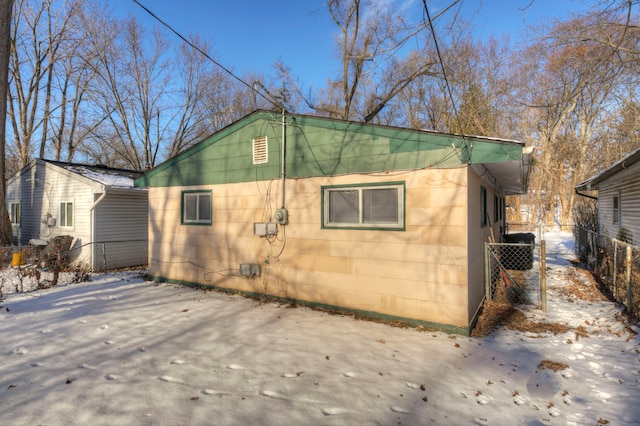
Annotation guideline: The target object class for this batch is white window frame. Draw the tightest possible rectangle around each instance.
[252,136,268,164]
[59,201,74,228]
[10,202,20,225]
[182,191,212,225]
[322,182,405,230]
[613,193,620,225]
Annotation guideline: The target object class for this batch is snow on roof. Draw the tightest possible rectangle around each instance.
[45,160,143,188]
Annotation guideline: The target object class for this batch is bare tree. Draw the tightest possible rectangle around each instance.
[7,0,82,169]
[0,0,15,245]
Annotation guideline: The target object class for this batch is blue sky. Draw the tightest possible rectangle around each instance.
[115,0,592,88]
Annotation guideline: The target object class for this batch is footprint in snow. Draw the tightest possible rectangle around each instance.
[405,382,421,389]
[343,372,355,377]
[476,394,492,405]
[158,376,183,384]
[513,394,528,405]
[10,347,27,355]
[100,325,109,330]
[390,406,412,414]
[321,407,349,416]
[105,373,120,381]
[105,340,115,345]
[202,389,230,396]
[548,405,562,417]
[260,390,288,400]
[170,359,185,365]
[78,363,96,370]
[226,364,245,370]
[281,372,302,378]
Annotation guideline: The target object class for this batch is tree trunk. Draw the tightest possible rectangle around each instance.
[0,0,15,245]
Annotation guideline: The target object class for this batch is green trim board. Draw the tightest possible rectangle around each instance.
[146,274,471,336]
[135,110,526,189]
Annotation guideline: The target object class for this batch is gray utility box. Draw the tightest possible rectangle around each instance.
[501,232,536,270]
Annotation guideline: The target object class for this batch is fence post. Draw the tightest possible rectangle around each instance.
[102,243,107,273]
[626,244,632,312]
[484,243,491,301]
[541,240,547,313]
[613,239,618,298]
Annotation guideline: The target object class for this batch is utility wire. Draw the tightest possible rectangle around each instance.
[422,0,461,128]
[131,0,277,108]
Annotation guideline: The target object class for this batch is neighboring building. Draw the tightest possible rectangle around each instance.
[136,110,533,334]
[575,148,640,245]
[6,159,148,270]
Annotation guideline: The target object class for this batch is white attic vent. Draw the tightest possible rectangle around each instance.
[252,136,268,164]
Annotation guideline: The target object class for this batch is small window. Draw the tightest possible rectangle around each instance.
[10,202,20,224]
[253,136,268,164]
[613,194,620,225]
[59,201,73,227]
[480,186,487,227]
[322,182,404,230]
[182,191,212,225]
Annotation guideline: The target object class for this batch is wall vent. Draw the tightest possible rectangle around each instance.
[252,136,268,164]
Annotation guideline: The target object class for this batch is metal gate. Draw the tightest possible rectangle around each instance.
[484,240,546,311]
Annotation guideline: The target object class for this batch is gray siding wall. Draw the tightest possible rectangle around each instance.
[93,191,148,269]
[598,164,640,245]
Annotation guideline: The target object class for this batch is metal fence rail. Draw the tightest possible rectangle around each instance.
[484,240,546,311]
[575,227,640,319]
[0,239,148,272]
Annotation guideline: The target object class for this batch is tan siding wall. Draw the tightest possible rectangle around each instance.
[148,168,472,328]
[466,169,498,321]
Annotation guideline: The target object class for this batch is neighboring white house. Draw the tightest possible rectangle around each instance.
[6,159,148,270]
[575,147,640,245]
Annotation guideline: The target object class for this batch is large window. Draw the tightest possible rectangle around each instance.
[59,201,73,227]
[182,191,212,225]
[322,182,404,230]
[9,202,20,224]
[613,193,620,225]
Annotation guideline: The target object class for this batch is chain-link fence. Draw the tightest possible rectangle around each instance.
[485,236,546,311]
[0,239,147,273]
[575,227,640,319]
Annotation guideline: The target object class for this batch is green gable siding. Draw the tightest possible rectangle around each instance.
[136,111,524,188]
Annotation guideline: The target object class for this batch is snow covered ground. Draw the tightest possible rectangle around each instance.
[0,232,638,425]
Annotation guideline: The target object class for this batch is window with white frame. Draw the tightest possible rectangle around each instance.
[322,182,404,230]
[10,202,20,224]
[59,201,73,227]
[613,193,620,225]
[182,191,212,225]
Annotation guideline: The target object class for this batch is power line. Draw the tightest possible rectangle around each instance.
[422,0,460,127]
[130,0,278,108]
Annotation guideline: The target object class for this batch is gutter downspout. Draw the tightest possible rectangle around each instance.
[280,108,286,210]
[575,189,598,200]
[89,190,108,271]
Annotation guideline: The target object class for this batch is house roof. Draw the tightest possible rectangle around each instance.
[41,160,143,189]
[136,110,533,195]
[575,147,640,191]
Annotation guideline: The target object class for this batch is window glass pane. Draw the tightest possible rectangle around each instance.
[198,194,211,221]
[184,194,197,221]
[66,203,73,226]
[60,203,66,226]
[363,188,398,223]
[329,190,358,223]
